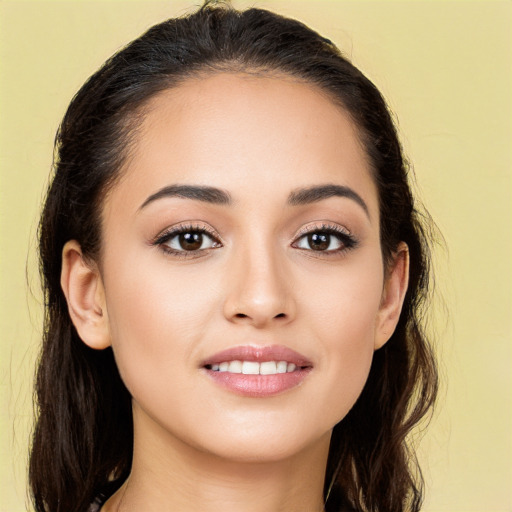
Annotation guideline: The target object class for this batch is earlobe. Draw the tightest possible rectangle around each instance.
[374,242,409,350]
[60,240,111,350]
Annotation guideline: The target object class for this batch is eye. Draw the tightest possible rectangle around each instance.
[153,224,222,256]
[296,232,341,251]
[293,225,357,254]
[166,231,217,251]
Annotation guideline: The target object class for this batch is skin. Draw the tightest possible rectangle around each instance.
[61,73,408,512]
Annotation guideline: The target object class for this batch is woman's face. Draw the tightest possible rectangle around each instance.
[98,73,392,462]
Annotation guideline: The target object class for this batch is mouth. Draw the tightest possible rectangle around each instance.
[201,345,313,397]
[205,360,306,374]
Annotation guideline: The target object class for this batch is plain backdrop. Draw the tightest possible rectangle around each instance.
[0,1,510,511]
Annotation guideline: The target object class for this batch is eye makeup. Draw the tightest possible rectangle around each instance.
[150,218,359,261]
[292,222,359,257]
[151,222,223,259]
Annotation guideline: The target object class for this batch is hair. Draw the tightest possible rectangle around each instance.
[30,2,438,511]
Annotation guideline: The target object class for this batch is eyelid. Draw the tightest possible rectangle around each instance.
[291,221,358,254]
[151,221,224,256]
[293,221,353,240]
[150,220,357,258]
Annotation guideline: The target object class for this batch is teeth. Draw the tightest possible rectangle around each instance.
[242,361,260,374]
[228,360,242,373]
[276,361,288,373]
[260,361,277,375]
[210,360,299,374]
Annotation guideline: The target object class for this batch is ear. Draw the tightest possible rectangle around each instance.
[60,240,111,350]
[374,242,409,350]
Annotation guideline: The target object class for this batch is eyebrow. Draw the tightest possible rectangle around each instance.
[287,184,370,217]
[139,183,369,218]
[139,184,232,210]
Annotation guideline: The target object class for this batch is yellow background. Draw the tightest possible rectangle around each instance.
[0,1,510,511]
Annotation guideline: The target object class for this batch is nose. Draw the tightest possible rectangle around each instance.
[223,245,296,328]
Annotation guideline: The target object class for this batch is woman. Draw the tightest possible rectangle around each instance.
[29,2,438,511]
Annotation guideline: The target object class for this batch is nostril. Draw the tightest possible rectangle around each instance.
[235,313,248,319]
[275,313,286,319]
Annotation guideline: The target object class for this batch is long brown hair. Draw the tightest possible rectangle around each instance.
[30,2,438,511]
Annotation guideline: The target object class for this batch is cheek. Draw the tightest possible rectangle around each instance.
[302,250,384,343]
[102,253,220,402]
[300,255,384,421]
[99,240,385,457]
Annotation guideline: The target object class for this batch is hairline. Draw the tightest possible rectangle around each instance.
[94,65,380,266]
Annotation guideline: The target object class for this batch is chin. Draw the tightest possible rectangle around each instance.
[181,416,334,465]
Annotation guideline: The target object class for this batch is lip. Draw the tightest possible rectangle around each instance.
[201,345,313,398]
[201,344,312,367]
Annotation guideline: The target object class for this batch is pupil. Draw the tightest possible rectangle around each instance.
[179,232,202,250]
[309,233,329,251]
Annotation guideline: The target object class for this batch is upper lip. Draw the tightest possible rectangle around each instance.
[201,345,313,368]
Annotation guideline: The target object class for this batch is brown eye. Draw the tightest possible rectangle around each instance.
[298,232,338,251]
[307,233,330,251]
[293,227,357,254]
[161,229,219,253]
[179,232,204,251]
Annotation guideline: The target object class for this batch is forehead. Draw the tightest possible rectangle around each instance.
[107,72,378,218]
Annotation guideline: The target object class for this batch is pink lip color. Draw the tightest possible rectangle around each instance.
[201,345,313,398]
[202,345,312,367]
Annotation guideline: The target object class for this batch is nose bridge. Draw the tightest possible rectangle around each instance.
[223,232,294,327]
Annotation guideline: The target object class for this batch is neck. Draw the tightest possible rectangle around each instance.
[104,406,331,512]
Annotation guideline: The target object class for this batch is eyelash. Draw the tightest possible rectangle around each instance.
[152,223,223,259]
[292,223,358,256]
[152,222,358,259]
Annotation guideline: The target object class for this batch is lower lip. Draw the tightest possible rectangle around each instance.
[204,368,311,397]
